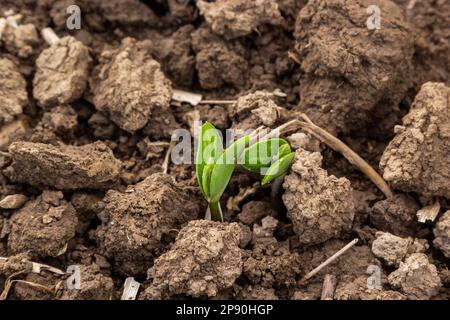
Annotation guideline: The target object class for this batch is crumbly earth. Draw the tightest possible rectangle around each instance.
[380,82,450,198]
[238,201,277,226]
[0,0,448,301]
[33,36,92,108]
[283,149,355,245]
[7,191,77,258]
[90,37,173,133]
[370,194,419,237]
[95,173,200,276]
[197,0,284,39]
[191,27,249,90]
[236,286,279,300]
[0,253,33,277]
[39,105,78,137]
[4,141,122,190]
[0,58,28,125]
[143,220,244,299]
[371,232,411,267]
[293,0,415,134]
[231,90,284,131]
[244,237,299,290]
[0,194,28,210]
[334,275,406,300]
[433,211,450,258]
[59,264,114,300]
[2,22,40,58]
[388,253,442,300]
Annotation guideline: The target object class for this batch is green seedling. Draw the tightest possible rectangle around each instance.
[196,122,295,222]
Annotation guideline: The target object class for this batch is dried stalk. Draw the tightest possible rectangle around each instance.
[41,27,60,46]
[302,239,358,281]
[162,141,176,174]
[269,115,393,198]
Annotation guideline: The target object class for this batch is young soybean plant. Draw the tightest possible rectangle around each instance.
[196,122,295,222]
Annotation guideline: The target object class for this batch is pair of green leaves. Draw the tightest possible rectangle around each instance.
[241,137,295,185]
[196,122,295,206]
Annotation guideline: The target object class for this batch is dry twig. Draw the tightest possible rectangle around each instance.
[302,239,358,281]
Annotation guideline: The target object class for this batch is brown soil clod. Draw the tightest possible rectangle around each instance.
[388,253,442,300]
[293,0,415,135]
[0,0,448,301]
[4,141,122,190]
[90,37,173,133]
[433,210,450,258]
[59,264,114,300]
[7,191,77,258]
[95,173,200,276]
[381,82,450,198]
[144,220,244,299]
[0,58,28,125]
[33,36,92,108]
[283,149,355,245]
[197,0,284,39]
[370,194,420,237]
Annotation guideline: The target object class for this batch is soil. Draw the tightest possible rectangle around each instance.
[0,0,449,301]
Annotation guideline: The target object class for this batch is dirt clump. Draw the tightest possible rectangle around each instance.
[191,27,249,90]
[388,253,442,300]
[231,90,284,131]
[0,194,28,210]
[380,82,450,198]
[433,210,450,258]
[0,253,33,277]
[244,235,299,290]
[33,36,92,108]
[197,0,284,39]
[283,149,355,245]
[334,275,406,300]
[95,173,200,276]
[153,25,196,87]
[2,22,40,58]
[293,0,414,134]
[0,58,28,125]
[143,220,243,299]
[4,141,121,190]
[7,191,77,258]
[90,37,173,133]
[371,232,412,267]
[370,194,419,237]
[236,286,278,300]
[60,264,114,300]
[38,105,78,138]
[252,216,279,239]
[238,201,276,226]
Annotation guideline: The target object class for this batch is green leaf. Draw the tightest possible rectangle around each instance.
[196,122,223,197]
[261,152,295,185]
[209,135,249,203]
[277,143,292,159]
[241,138,288,173]
[201,163,214,198]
